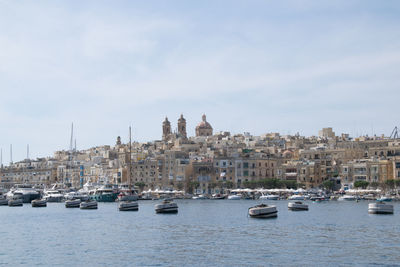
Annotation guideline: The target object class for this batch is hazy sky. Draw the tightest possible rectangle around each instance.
[1,0,399,163]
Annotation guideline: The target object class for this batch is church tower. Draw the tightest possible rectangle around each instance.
[178,114,187,138]
[162,117,171,141]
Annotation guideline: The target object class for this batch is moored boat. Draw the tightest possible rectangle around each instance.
[338,195,356,201]
[288,201,308,211]
[80,200,98,209]
[368,202,394,214]
[65,199,81,208]
[211,194,226,199]
[8,198,23,207]
[259,194,280,200]
[155,199,178,213]
[89,184,118,202]
[227,194,242,200]
[376,196,392,202]
[0,196,8,206]
[119,201,139,211]
[192,194,207,200]
[288,195,305,201]
[31,199,47,207]
[248,204,277,218]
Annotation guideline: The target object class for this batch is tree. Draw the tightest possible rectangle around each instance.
[369,181,380,188]
[385,179,395,189]
[322,180,335,191]
[354,180,369,189]
[176,182,184,191]
[135,182,146,192]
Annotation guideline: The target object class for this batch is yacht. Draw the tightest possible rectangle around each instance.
[248,204,277,218]
[119,201,139,211]
[89,184,118,202]
[43,190,65,202]
[227,194,242,200]
[338,195,356,201]
[65,199,81,208]
[80,200,98,209]
[288,201,308,211]
[259,194,280,200]
[31,199,47,207]
[6,184,40,203]
[155,199,178,213]
[117,184,139,201]
[288,195,305,201]
[376,196,393,202]
[368,202,394,214]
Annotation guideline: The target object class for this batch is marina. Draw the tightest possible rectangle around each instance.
[1,199,399,266]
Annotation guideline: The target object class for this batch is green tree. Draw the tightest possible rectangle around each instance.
[322,180,335,191]
[354,180,369,189]
[135,182,146,191]
[176,182,184,191]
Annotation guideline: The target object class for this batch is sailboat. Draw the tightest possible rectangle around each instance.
[119,126,139,211]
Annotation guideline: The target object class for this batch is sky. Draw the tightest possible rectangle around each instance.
[0,0,399,163]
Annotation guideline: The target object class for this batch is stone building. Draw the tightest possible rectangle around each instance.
[195,114,213,137]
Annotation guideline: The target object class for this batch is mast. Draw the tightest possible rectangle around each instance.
[129,126,132,189]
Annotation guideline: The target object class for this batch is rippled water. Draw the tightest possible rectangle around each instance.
[1,200,399,266]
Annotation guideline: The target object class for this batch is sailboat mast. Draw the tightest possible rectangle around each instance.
[129,126,132,189]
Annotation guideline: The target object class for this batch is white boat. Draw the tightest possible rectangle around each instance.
[288,195,305,200]
[65,191,89,201]
[8,198,23,207]
[192,194,208,200]
[117,184,139,201]
[248,204,278,218]
[376,196,393,202]
[119,201,139,211]
[80,200,98,209]
[211,194,226,200]
[338,195,356,201]
[288,201,308,211]
[155,199,178,213]
[259,194,280,200]
[65,199,81,208]
[6,184,40,203]
[31,199,47,207]
[227,194,242,200]
[43,190,65,202]
[368,202,394,214]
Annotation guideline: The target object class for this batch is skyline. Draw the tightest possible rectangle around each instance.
[1,0,400,162]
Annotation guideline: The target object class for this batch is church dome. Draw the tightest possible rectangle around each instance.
[196,114,212,129]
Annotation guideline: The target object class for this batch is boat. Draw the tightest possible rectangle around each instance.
[288,201,308,211]
[288,195,305,200]
[8,198,23,207]
[248,204,278,218]
[192,194,208,200]
[310,196,327,202]
[155,199,178,213]
[338,195,356,201]
[89,184,118,202]
[227,194,242,200]
[65,199,81,208]
[376,196,393,202]
[6,184,41,203]
[80,200,98,209]
[31,199,47,207]
[64,191,89,201]
[0,195,8,206]
[43,190,65,202]
[211,194,226,200]
[259,194,280,200]
[119,201,139,211]
[368,202,394,214]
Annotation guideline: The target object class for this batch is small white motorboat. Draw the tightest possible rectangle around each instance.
[155,199,178,213]
[288,195,305,201]
[259,194,280,200]
[338,195,356,201]
[288,201,308,211]
[248,204,277,218]
[376,196,393,202]
[227,194,242,200]
[80,200,98,210]
[192,194,208,200]
[119,201,139,211]
[31,199,47,207]
[368,202,394,214]
[8,198,23,207]
[65,199,81,208]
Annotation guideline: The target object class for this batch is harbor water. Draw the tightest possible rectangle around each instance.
[1,200,399,266]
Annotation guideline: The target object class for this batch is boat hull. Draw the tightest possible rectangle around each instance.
[65,199,81,208]
[8,199,23,207]
[90,193,118,202]
[31,199,47,207]
[0,199,8,206]
[249,205,278,218]
[368,203,393,214]
[288,202,308,211]
[119,201,139,211]
[80,201,98,209]
[155,202,178,213]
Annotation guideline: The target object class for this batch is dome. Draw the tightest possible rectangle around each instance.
[196,114,212,129]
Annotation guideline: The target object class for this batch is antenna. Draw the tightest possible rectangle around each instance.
[10,144,12,165]
[69,123,74,152]
[129,126,132,188]
[74,139,77,152]
[27,144,29,160]
[1,148,3,168]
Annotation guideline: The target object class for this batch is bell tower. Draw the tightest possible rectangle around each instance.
[162,117,171,141]
[178,114,187,138]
